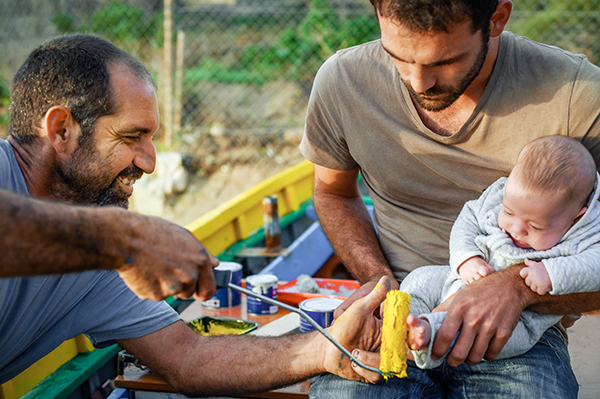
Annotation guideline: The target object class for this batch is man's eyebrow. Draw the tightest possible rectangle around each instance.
[120,126,153,134]
[381,43,468,67]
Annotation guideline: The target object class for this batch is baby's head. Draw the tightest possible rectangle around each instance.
[499,136,596,251]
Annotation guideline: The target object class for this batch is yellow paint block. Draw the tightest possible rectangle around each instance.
[379,291,411,379]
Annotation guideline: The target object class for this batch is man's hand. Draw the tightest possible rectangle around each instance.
[333,277,399,319]
[323,276,391,383]
[431,264,528,366]
[520,258,552,295]
[116,213,220,301]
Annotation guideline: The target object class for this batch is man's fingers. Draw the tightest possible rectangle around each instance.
[360,276,392,312]
[431,315,463,361]
[350,349,382,384]
[483,330,509,361]
[335,278,391,319]
[194,261,217,301]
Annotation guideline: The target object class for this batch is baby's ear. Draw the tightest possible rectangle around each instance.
[574,206,588,223]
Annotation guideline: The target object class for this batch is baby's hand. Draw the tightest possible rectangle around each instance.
[458,256,494,285]
[520,258,552,295]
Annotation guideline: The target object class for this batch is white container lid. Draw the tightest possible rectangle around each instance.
[299,298,343,312]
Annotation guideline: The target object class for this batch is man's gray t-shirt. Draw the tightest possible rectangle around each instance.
[301,32,600,279]
[0,138,181,384]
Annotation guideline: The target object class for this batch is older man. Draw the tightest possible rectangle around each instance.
[0,33,390,396]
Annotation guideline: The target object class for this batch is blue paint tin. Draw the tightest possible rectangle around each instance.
[246,274,279,315]
[201,262,243,308]
[299,298,343,333]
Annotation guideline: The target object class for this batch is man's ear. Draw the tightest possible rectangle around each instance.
[43,106,79,153]
[489,0,512,38]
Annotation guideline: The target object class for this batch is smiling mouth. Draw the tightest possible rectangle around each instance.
[117,176,138,192]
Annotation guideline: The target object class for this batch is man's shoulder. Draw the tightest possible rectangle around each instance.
[321,39,385,70]
[0,137,27,194]
[505,32,593,72]
[334,39,383,58]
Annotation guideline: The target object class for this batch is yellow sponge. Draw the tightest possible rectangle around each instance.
[379,290,411,379]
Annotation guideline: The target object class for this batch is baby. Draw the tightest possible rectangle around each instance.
[401,135,600,368]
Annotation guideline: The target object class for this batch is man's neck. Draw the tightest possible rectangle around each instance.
[414,36,501,136]
[8,135,56,199]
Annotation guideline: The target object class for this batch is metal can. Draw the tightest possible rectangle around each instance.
[246,274,279,315]
[298,298,343,333]
[201,262,243,308]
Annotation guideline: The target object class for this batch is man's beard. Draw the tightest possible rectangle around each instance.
[403,38,489,112]
[52,138,143,209]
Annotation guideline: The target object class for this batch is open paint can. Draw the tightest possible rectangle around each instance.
[202,262,243,308]
[246,274,279,315]
[298,298,343,333]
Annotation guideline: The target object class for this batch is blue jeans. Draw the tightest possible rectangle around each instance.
[309,326,578,398]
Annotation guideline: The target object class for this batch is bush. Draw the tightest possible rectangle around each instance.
[186,0,379,86]
[0,74,9,127]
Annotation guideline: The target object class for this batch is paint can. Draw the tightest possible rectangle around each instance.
[298,298,343,333]
[246,274,279,315]
[201,262,243,308]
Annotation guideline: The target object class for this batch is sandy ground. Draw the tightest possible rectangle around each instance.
[155,147,306,227]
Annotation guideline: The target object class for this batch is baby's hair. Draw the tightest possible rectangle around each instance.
[512,136,596,207]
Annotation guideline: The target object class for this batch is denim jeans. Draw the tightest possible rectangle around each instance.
[309,326,578,399]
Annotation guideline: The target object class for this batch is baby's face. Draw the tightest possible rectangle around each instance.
[498,178,585,251]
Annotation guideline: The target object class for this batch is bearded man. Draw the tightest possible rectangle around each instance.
[0,33,390,396]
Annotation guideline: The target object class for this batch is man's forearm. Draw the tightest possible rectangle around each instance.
[527,290,600,314]
[314,191,394,283]
[181,333,323,396]
[1,189,125,276]
[119,321,326,397]
[501,264,600,314]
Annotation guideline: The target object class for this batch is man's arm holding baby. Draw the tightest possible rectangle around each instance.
[432,264,600,367]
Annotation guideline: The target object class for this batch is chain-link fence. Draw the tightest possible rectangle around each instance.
[1,0,600,174]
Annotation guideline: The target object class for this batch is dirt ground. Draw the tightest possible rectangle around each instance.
[158,145,306,227]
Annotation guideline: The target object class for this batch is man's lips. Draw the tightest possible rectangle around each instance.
[117,175,137,194]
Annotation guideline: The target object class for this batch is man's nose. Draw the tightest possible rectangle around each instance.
[407,65,436,93]
[133,136,156,174]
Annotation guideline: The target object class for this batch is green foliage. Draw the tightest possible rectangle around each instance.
[186,0,380,86]
[51,1,163,52]
[0,73,9,126]
[89,1,161,47]
[509,0,600,64]
[52,12,75,34]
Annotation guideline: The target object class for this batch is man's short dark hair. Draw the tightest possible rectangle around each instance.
[9,33,155,145]
[369,0,499,34]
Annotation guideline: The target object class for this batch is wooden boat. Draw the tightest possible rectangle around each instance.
[3,159,598,399]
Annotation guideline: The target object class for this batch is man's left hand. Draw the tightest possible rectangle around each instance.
[431,264,528,366]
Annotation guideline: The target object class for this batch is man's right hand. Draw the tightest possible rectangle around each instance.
[323,276,392,383]
[115,212,220,301]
